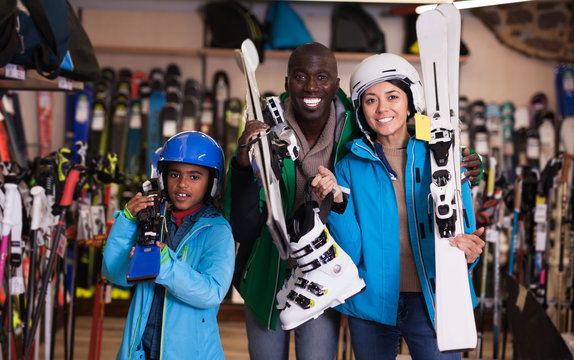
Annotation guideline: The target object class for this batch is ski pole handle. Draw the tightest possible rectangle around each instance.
[59,165,85,207]
[30,186,46,230]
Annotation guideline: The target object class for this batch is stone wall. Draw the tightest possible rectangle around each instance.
[472,1,573,62]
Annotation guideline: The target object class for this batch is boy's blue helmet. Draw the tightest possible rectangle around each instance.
[158,131,225,200]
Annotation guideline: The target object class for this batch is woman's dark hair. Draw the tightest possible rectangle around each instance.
[387,78,416,116]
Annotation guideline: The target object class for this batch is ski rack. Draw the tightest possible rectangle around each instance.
[416,3,477,352]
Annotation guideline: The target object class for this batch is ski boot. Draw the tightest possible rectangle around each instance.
[276,199,365,330]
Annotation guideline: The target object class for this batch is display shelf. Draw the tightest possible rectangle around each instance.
[94,44,201,57]
[94,44,468,63]
[0,67,84,91]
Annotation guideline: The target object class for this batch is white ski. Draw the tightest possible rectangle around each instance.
[234,39,299,260]
[416,4,478,351]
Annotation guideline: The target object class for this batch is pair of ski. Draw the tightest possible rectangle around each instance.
[234,39,298,260]
[416,4,477,351]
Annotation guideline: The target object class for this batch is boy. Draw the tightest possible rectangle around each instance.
[103,131,235,359]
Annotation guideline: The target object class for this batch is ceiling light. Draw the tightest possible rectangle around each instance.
[288,0,451,3]
[416,0,532,14]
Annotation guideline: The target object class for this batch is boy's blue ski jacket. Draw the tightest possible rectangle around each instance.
[328,136,478,327]
[102,206,235,360]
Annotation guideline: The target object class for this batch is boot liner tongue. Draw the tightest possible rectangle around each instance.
[288,201,319,242]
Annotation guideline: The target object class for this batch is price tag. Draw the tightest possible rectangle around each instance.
[486,228,498,243]
[415,113,431,142]
[56,233,67,258]
[9,277,25,295]
[105,284,113,304]
[58,77,73,90]
[4,64,26,80]
[535,223,547,251]
[534,203,547,224]
[503,215,512,229]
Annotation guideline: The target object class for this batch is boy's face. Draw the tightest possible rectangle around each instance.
[165,162,210,212]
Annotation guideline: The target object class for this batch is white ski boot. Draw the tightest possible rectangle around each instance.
[276,200,365,330]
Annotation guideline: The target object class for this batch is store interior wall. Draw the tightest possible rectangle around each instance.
[17,3,559,159]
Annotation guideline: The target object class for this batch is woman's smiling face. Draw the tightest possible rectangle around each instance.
[361,80,410,147]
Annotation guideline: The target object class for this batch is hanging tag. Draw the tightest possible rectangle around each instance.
[10,275,25,295]
[486,228,498,243]
[105,284,113,304]
[56,233,67,258]
[415,113,431,142]
[535,222,547,251]
[503,215,512,229]
[534,203,547,224]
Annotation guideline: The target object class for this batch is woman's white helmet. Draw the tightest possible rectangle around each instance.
[350,53,425,114]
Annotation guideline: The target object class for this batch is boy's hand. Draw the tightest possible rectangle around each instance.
[312,165,343,203]
[236,120,269,168]
[130,242,165,261]
[461,148,482,184]
[126,192,155,217]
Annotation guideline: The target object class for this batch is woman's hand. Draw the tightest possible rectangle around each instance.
[311,165,343,203]
[126,192,155,217]
[449,227,486,264]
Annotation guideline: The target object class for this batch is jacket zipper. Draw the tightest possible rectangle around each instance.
[409,143,435,311]
[334,112,349,164]
[158,224,210,358]
[129,311,144,358]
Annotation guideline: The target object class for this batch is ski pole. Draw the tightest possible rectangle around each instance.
[508,168,522,276]
[492,188,503,359]
[476,157,496,359]
[557,153,572,332]
[24,165,85,359]
[65,141,88,360]
[89,153,121,360]
[2,175,25,360]
[24,185,54,355]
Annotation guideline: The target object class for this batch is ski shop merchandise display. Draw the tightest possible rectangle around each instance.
[0,1,572,358]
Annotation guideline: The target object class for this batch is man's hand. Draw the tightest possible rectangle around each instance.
[235,120,269,168]
[462,148,482,184]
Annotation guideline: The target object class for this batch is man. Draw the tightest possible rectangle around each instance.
[225,42,482,360]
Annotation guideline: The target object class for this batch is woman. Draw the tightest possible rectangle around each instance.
[311,53,485,360]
